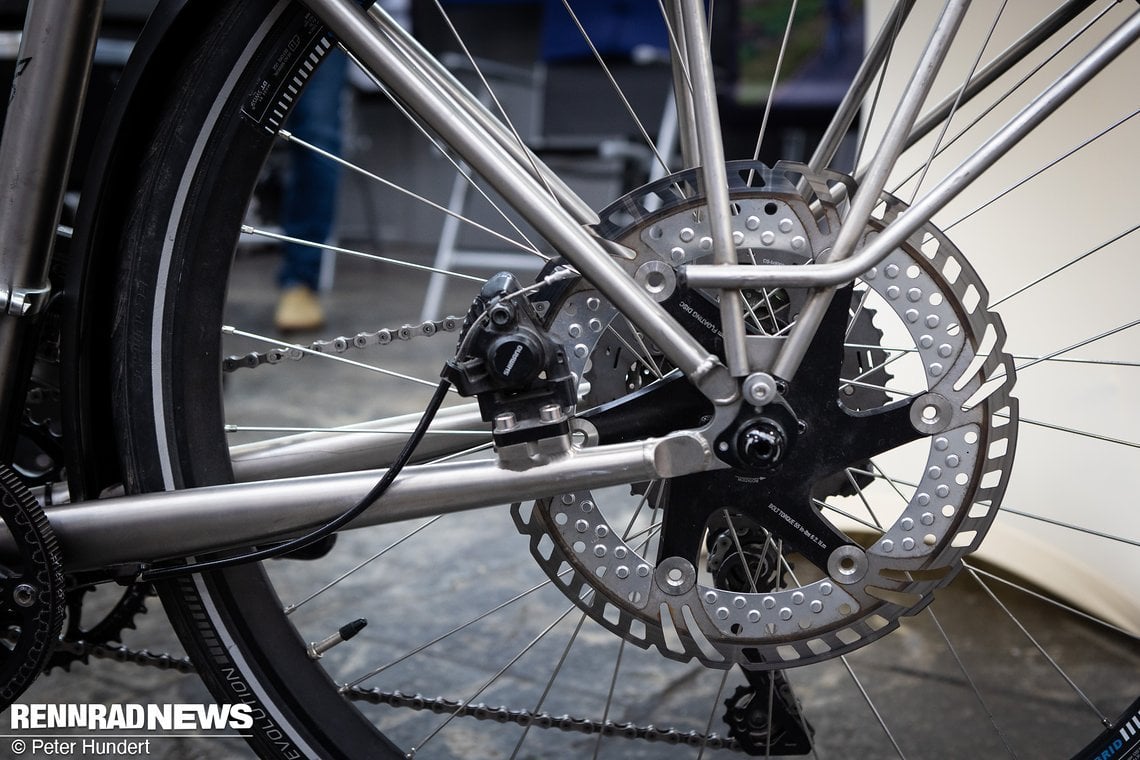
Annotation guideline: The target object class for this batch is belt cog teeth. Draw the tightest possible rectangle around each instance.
[0,464,65,706]
[514,161,1018,670]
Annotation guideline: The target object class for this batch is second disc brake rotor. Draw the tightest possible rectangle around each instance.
[513,161,1018,669]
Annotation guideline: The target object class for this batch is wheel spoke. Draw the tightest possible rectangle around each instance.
[906,0,1012,204]
[750,0,801,163]
[999,506,1140,549]
[695,669,731,760]
[508,612,590,760]
[277,127,545,259]
[342,572,569,690]
[887,0,1119,195]
[925,607,1019,757]
[1000,413,1139,450]
[1014,319,1140,373]
[557,0,671,176]
[427,0,561,205]
[963,562,1140,640]
[241,224,488,281]
[410,605,578,755]
[966,566,1111,726]
[590,639,626,760]
[284,516,442,615]
[947,110,1140,234]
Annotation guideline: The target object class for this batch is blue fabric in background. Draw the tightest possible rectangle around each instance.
[540,0,669,60]
[439,0,668,61]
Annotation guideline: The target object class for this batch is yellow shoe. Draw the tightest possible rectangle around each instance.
[275,285,325,332]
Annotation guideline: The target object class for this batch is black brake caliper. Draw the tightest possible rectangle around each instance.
[444,272,577,465]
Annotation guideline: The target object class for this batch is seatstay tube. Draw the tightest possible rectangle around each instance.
[676,0,750,377]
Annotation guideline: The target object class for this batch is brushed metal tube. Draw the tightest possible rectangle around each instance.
[809,0,916,173]
[6,434,709,570]
[664,0,700,168]
[905,0,1097,152]
[677,0,749,376]
[0,0,102,452]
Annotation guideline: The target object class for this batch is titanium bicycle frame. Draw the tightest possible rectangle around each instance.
[0,0,1138,572]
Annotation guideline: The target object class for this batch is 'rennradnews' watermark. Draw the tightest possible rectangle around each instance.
[10,703,253,731]
[6,703,253,757]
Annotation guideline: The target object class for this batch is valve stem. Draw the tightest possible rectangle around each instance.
[307,618,368,659]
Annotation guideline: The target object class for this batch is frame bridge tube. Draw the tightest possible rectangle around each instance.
[6,434,709,571]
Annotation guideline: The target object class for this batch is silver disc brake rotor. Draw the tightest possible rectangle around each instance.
[512,161,1018,669]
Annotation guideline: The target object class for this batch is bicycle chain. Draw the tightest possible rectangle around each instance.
[47,637,739,750]
[222,317,464,373]
[48,638,197,674]
[345,687,740,751]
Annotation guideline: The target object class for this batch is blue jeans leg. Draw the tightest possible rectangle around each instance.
[277,50,348,290]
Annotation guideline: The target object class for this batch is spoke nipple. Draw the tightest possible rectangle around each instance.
[240,224,254,234]
[307,618,368,659]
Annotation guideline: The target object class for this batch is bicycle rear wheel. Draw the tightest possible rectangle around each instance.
[109,1,1139,758]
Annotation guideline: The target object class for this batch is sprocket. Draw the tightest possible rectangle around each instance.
[45,580,153,672]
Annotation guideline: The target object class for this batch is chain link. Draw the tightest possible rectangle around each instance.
[222,316,464,372]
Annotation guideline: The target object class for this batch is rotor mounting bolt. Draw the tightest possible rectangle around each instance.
[743,372,777,407]
[13,584,36,608]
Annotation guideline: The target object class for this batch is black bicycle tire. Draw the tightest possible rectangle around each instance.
[111,1,402,756]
